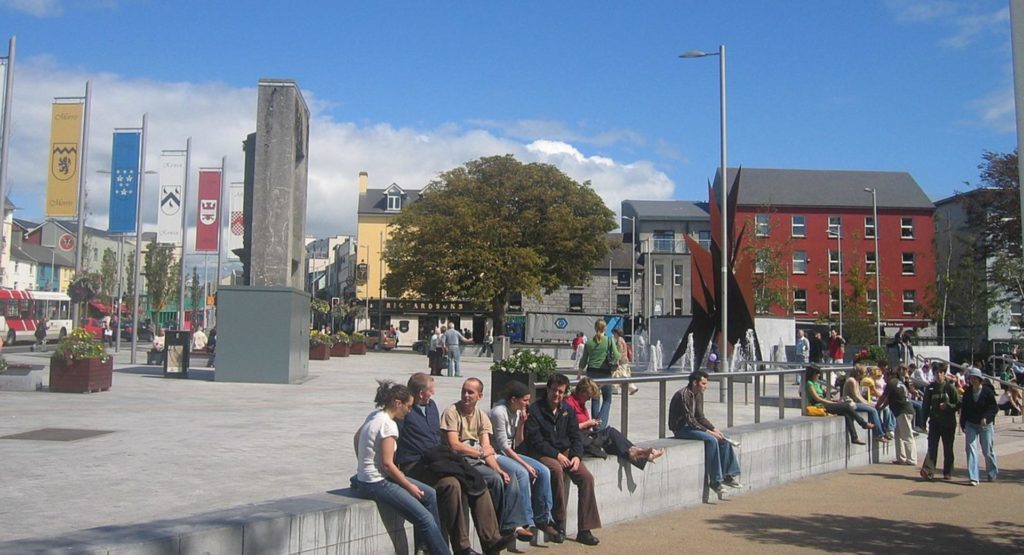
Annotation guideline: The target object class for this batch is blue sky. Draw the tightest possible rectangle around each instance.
[0,0,1016,241]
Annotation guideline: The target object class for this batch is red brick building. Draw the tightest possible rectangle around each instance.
[719,168,935,333]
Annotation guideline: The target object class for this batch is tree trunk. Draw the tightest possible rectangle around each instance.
[491,294,508,339]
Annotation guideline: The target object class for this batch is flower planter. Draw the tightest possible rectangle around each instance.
[49,357,113,394]
[350,343,367,355]
[331,343,351,357]
[309,344,331,360]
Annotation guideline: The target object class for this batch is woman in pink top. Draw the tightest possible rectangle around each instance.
[565,377,663,469]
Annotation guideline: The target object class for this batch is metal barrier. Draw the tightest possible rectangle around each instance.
[530,362,854,439]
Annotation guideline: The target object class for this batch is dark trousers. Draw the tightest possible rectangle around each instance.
[402,462,501,552]
[923,420,955,477]
[537,456,602,533]
[597,427,645,470]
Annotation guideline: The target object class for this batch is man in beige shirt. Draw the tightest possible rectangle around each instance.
[441,378,531,541]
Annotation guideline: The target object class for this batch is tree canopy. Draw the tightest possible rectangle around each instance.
[383,155,617,333]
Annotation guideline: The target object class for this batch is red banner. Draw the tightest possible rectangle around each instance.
[195,169,221,252]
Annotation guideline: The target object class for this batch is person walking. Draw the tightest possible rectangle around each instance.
[877,366,917,465]
[960,368,999,485]
[444,324,472,378]
[577,320,619,432]
[794,330,810,384]
[919,364,959,481]
[33,318,48,352]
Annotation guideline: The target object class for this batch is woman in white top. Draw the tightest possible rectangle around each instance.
[351,381,450,555]
[489,381,560,541]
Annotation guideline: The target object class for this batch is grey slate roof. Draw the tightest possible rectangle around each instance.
[602,232,635,270]
[357,187,422,215]
[10,243,75,267]
[713,167,933,211]
[622,200,710,221]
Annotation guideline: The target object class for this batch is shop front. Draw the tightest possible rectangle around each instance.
[366,298,490,346]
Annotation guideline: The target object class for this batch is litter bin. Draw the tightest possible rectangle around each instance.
[164,330,191,378]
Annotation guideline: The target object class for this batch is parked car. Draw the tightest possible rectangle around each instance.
[79,318,106,341]
[120,321,154,342]
[359,329,397,351]
[412,339,427,354]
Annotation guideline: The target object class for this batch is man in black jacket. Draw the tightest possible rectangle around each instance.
[919,364,959,481]
[521,373,601,546]
[960,368,999,485]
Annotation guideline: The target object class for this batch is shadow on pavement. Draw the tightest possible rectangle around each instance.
[705,513,1024,554]
[116,366,214,381]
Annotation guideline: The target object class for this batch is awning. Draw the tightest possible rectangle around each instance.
[88,301,130,315]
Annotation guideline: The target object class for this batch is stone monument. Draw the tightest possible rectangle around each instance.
[216,79,311,384]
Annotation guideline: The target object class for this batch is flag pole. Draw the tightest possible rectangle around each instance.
[214,155,225,329]
[72,80,91,326]
[129,113,147,364]
[0,36,15,286]
[177,137,191,330]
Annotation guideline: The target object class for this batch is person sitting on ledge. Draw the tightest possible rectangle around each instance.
[669,370,743,499]
[803,365,873,445]
[520,373,602,546]
[565,377,663,469]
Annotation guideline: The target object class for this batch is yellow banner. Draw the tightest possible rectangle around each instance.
[45,102,83,217]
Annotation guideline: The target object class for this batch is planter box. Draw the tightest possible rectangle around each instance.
[491,371,532,406]
[309,344,331,360]
[350,343,367,355]
[331,343,350,357]
[49,357,113,394]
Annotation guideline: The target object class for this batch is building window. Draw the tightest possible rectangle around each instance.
[755,214,769,237]
[569,293,584,312]
[1011,302,1023,330]
[901,217,914,239]
[867,289,877,315]
[697,230,711,251]
[901,252,916,275]
[865,217,875,239]
[902,290,916,315]
[616,294,630,314]
[830,289,840,315]
[755,257,766,274]
[674,298,684,315]
[617,270,631,288]
[792,215,806,238]
[653,230,674,253]
[508,292,523,313]
[827,216,841,238]
[828,250,840,275]
[866,252,877,275]
[793,289,807,313]
[654,264,664,286]
[673,264,683,286]
[792,250,807,274]
[387,194,402,211]
[654,298,664,316]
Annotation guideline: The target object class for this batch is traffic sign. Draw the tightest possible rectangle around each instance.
[58,233,75,251]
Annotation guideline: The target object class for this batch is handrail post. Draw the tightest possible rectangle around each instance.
[779,370,785,420]
[620,377,629,438]
[659,380,667,439]
[726,375,734,428]
[754,369,761,424]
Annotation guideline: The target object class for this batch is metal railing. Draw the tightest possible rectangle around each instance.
[529,362,853,439]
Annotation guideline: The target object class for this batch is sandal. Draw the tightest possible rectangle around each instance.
[919,468,933,481]
[647,448,665,463]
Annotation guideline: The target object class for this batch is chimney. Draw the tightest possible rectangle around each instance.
[358,171,368,194]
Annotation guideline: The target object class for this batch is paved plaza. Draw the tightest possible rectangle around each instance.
[2,345,1022,551]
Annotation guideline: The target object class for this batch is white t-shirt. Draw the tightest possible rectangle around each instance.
[356,410,399,484]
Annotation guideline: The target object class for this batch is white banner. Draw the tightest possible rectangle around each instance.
[227,184,244,256]
[157,151,186,244]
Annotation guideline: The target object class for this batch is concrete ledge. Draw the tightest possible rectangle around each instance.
[0,368,44,392]
[0,416,876,555]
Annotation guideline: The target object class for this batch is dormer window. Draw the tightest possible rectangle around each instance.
[387,193,402,211]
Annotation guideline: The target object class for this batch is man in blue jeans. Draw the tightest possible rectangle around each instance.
[444,324,473,377]
[669,370,742,499]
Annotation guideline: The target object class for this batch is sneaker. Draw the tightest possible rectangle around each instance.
[986,476,995,483]
[710,482,727,499]
[723,477,744,488]
[969,480,979,486]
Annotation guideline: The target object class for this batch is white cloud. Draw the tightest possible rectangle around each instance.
[971,87,1015,133]
[886,0,1009,49]
[0,0,63,17]
[3,57,677,244]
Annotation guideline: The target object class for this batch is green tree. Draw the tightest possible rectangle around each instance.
[99,248,117,304]
[143,242,176,317]
[383,155,617,334]
[189,267,202,328]
[841,256,876,345]
[962,150,1020,259]
[124,252,136,317]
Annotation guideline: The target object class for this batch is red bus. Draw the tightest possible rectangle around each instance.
[0,289,72,345]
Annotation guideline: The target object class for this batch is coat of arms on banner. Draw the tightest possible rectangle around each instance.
[200,200,218,225]
[160,186,181,215]
[230,211,244,235]
[51,144,78,181]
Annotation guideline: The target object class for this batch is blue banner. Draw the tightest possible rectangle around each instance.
[108,131,141,233]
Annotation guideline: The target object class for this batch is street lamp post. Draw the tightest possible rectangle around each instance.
[623,215,637,361]
[828,219,844,337]
[864,187,881,346]
[681,44,728,373]
[360,244,370,329]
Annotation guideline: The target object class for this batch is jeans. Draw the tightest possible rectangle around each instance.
[589,384,613,431]
[350,476,451,555]
[446,345,461,377]
[475,461,526,530]
[910,399,925,429]
[673,428,741,485]
[496,454,553,526]
[881,406,896,434]
[964,421,998,482]
[854,403,884,437]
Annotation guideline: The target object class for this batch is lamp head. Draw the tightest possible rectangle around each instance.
[680,50,709,58]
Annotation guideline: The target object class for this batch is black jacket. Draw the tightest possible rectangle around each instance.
[417,444,487,497]
[960,383,998,427]
[921,380,960,427]
[521,396,583,460]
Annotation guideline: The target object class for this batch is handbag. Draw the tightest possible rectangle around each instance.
[806,405,827,417]
[600,341,617,373]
